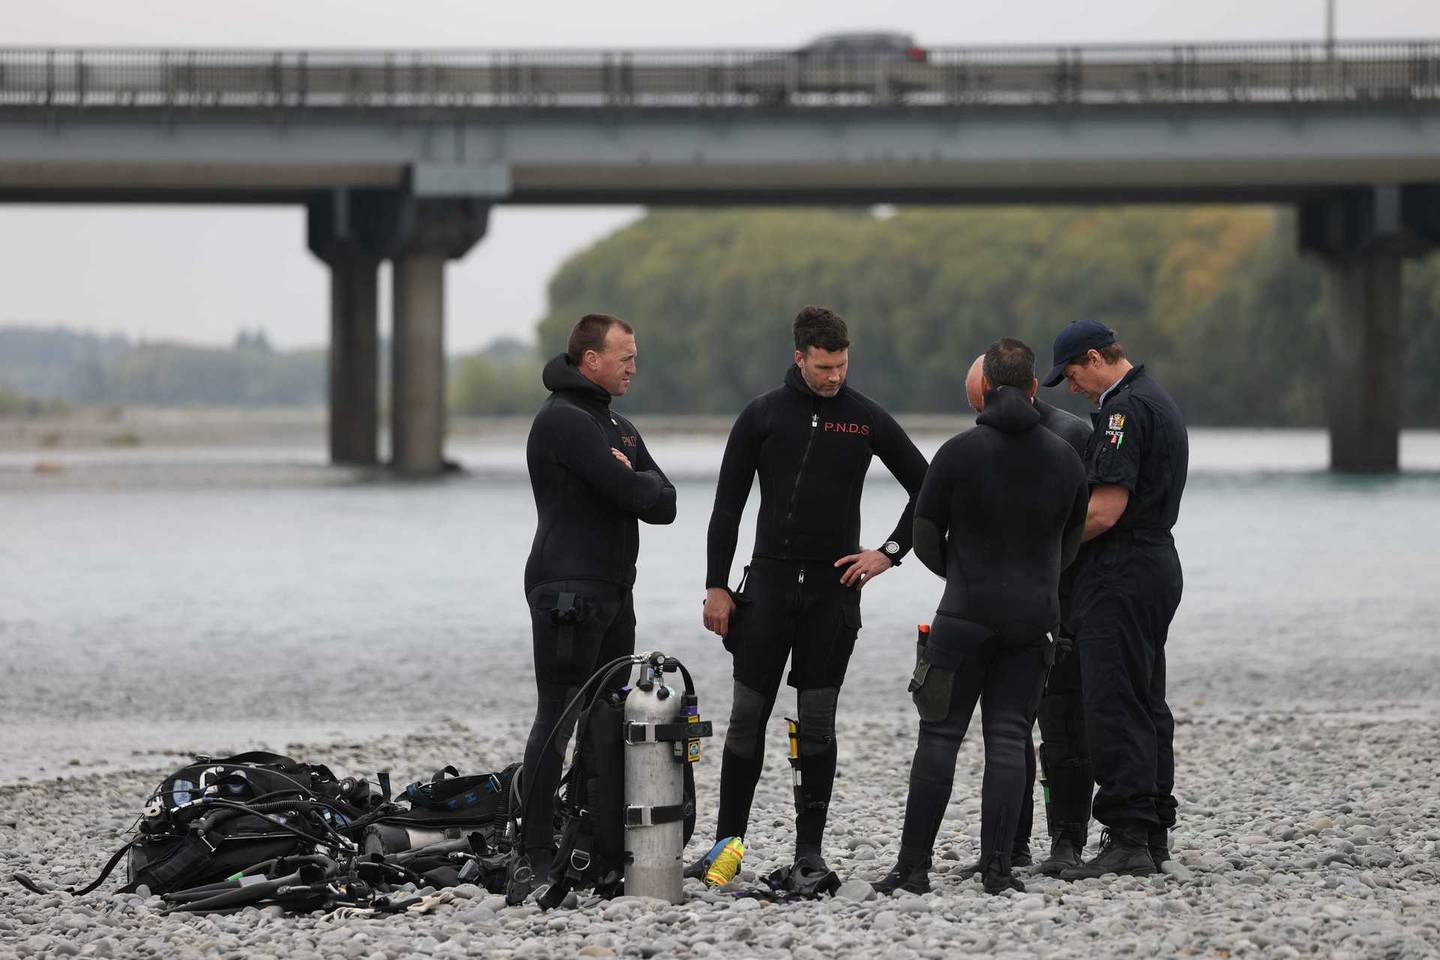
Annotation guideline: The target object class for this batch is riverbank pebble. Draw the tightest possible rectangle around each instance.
[4,703,1440,959]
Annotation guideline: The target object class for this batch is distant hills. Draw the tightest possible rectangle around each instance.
[0,326,327,409]
[0,327,543,415]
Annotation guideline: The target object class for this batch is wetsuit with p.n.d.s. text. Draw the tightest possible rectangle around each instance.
[706,364,928,855]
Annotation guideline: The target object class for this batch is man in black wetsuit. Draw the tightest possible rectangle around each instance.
[510,313,676,903]
[874,338,1088,896]
[1041,320,1188,881]
[964,355,1097,877]
[700,305,928,889]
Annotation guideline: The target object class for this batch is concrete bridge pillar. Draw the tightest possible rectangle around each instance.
[391,249,450,476]
[360,191,489,476]
[308,190,381,466]
[1317,252,1403,473]
[1300,186,1440,473]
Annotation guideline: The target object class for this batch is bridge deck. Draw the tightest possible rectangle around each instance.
[1,42,1438,111]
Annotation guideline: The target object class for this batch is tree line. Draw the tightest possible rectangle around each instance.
[514,206,1440,426]
[0,327,327,409]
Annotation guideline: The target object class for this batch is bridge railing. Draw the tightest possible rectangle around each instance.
[1,42,1437,109]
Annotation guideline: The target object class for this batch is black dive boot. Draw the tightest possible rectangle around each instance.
[1036,835,1083,876]
[959,838,1033,877]
[1149,828,1171,871]
[504,848,551,906]
[1059,826,1155,880]
[874,858,931,895]
[980,852,1025,895]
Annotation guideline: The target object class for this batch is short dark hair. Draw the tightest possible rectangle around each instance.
[793,306,850,354]
[983,337,1036,390]
[567,313,633,364]
[1097,342,1127,364]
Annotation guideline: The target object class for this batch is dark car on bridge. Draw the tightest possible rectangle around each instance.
[797,32,929,64]
[734,31,933,103]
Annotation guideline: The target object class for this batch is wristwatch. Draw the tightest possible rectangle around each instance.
[881,540,901,565]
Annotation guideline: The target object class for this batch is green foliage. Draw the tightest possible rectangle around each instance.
[537,206,1440,426]
[105,343,324,406]
[0,383,69,417]
[449,342,546,416]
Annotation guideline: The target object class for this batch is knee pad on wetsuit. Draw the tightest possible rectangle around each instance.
[796,687,839,756]
[724,681,769,759]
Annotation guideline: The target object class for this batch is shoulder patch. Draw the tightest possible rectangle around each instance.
[1108,412,1126,431]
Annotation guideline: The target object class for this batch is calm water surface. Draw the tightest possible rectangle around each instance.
[1,428,1437,781]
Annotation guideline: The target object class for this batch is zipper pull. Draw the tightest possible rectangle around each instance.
[811,413,819,428]
[798,566,806,584]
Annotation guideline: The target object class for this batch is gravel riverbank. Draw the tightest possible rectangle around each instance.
[4,695,1438,959]
[5,435,1440,957]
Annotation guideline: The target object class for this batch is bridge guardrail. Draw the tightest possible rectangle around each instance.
[1,42,1437,110]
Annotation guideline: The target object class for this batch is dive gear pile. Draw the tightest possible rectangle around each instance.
[6,651,890,914]
[12,751,526,915]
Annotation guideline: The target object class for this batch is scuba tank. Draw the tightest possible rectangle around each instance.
[622,655,689,903]
[534,651,711,910]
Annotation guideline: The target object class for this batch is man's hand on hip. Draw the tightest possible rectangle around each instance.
[834,549,892,587]
[702,587,736,637]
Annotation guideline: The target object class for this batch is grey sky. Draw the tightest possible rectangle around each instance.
[2,0,1436,352]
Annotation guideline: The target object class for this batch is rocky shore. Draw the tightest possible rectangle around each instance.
[4,693,1438,959]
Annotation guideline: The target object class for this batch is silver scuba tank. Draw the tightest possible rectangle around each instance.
[622,658,685,903]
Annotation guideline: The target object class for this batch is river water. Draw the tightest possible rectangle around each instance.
[1,427,1438,783]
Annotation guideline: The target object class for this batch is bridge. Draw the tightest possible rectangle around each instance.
[4,41,1440,473]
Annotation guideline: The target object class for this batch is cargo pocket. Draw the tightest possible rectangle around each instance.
[528,586,598,678]
[548,591,593,662]
[720,567,753,655]
[908,657,954,723]
[721,594,749,655]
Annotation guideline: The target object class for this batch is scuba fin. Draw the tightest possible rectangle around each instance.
[764,851,840,900]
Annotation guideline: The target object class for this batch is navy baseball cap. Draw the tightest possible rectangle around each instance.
[1042,320,1117,387]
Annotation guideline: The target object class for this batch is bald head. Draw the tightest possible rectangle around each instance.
[965,354,986,413]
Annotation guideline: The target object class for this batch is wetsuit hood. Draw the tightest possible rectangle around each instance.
[542,353,612,406]
[976,386,1042,433]
[784,363,847,400]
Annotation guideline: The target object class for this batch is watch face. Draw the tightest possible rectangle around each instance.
[884,541,899,555]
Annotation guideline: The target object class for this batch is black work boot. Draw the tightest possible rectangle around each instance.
[1060,826,1155,880]
[874,857,932,895]
[1148,827,1171,871]
[980,852,1025,895]
[1036,836,1084,876]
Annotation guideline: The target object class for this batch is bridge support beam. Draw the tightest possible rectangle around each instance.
[308,191,381,466]
[391,251,449,476]
[361,192,489,477]
[1300,186,1440,473]
[1317,252,1403,473]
